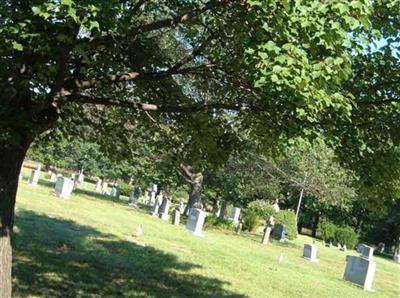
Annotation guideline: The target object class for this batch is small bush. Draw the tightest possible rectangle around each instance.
[204,215,234,230]
[246,200,275,218]
[242,210,261,232]
[118,181,133,197]
[335,226,359,249]
[320,222,336,243]
[319,221,358,249]
[274,210,297,240]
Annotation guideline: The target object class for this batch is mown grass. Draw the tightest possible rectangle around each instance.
[13,169,400,297]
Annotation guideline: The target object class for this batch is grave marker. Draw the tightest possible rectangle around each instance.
[54,177,74,199]
[303,244,319,263]
[186,208,206,236]
[343,245,376,291]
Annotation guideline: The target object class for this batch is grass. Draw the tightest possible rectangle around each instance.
[13,169,400,297]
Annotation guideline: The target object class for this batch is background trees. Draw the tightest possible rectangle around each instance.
[1,0,400,296]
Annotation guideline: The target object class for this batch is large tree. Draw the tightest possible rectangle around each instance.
[0,0,387,295]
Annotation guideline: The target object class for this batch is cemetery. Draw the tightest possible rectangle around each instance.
[1,1,400,297]
[7,165,398,297]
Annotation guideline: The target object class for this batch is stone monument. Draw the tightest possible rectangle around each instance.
[186,208,206,236]
[54,177,74,199]
[229,207,241,224]
[159,198,171,221]
[28,165,41,186]
[303,244,319,262]
[343,245,376,291]
[172,208,181,225]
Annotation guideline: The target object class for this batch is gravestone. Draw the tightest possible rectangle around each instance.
[303,244,319,262]
[228,207,241,224]
[341,245,347,252]
[393,254,400,263]
[28,166,41,186]
[151,199,161,216]
[95,179,102,192]
[54,177,74,199]
[172,209,180,225]
[159,198,171,221]
[338,243,342,250]
[186,208,206,236]
[101,181,109,195]
[110,185,120,199]
[357,243,367,254]
[361,245,374,260]
[261,227,272,245]
[343,245,376,291]
[271,224,287,241]
[129,186,141,206]
[49,172,57,182]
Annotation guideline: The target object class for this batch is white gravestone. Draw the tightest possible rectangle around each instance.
[172,209,181,225]
[101,182,108,195]
[229,207,241,224]
[95,179,102,192]
[159,198,171,221]
[303,244,319,263]
[28,168,41,186]
[151,200,161,216]
[186,208,206,236]
[49,172,57,182]
[393,254,400,263]
[55,177,74,199]
[343,245,376,291]
[261,227,272,245]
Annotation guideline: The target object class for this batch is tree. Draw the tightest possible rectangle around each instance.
[0,0,380,295]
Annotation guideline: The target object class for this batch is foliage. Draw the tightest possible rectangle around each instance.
[334,226,359,249]
[246,200,276,218]
[274,210,298,240]
[320,221,358,249]
[204,215,234,231]
[242,210,261,233]
[118,181,133,197]
[14,175,400,297]
[319,221,337,243]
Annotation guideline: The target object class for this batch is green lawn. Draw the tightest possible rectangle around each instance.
[13,170,400,297]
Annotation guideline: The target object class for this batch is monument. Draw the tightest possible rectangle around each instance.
[186,208,206,236]
[54,177,74,199]
[303,244,319,262]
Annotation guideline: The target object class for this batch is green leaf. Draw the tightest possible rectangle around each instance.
[12,41,23,51]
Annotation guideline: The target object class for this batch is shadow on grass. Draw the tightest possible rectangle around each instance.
[13,210,246,298]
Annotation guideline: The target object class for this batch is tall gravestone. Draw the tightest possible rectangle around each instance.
[49,172,57,182]
[393,253,400,263]
[271,224,288,242]
[159,198,171,221]
[28,165,41,186]
[229,207,241,224]
[303,244,319,262]
[55,177,74,199]
[343,245,376,291]
[172,209,181,225]
[95,179,102,192]
[186,208,206,236]
[151,199,161,216]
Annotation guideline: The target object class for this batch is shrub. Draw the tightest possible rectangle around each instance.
[204,215,234,230]
[246,200,275,218]
[335,226,359,249]
[118,181,133,197]
[274,210,298,240]
[320,221,336,243]
[242,210,261,232]
[319,221,359,249]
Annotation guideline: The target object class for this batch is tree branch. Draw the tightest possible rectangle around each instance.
[67,93,269,114]
[68,64,214,90]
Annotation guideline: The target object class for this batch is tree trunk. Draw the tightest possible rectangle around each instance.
[218,200,228,220]
[0,136,31,298]
[184,178,203,215]
[212,198,220,215]
[311,214,320,238]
